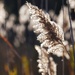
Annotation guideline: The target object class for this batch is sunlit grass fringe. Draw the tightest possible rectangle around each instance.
[26,2,70,75]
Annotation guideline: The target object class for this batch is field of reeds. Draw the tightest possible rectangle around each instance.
[0,0,75,75]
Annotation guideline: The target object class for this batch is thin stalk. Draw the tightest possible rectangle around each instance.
[7,47,10,75]
[62,0,64,75]
[52,1,57,19]
[45,0,48,12]
[67,0,75,75]
[48,55,51,75]
[0,35,21,59]
[62,0,64,30]
[32,0,35,5]
[40,0,43,9]
[30,59,34,75]
[62,51,65,75]
[17,0,21,10]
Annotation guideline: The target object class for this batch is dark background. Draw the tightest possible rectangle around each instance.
[4,0,66,15]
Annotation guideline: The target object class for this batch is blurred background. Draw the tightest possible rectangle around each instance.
[0,0,75,75]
